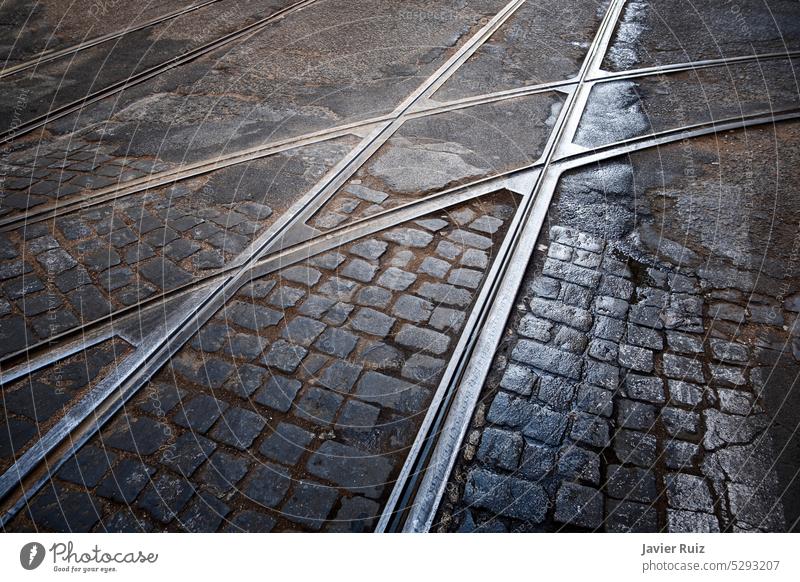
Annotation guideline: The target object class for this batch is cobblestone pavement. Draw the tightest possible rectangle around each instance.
[8,193,517,532]
[436,125,800,532]
[2,0,800,534]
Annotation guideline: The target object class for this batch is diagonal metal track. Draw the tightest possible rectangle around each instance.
[0,0,318,145]
[3,0,799,530]
[0,0,531,525]
[376,0,625,532]
[0,0,224,80]
[3,49,795,232]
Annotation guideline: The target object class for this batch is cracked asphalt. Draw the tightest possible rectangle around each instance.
[1,0,799,533]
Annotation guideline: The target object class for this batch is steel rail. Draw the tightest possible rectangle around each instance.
[2,102,796,528]
[0,0,532,523]
[0,0,224,80]
[4,49,797,231]
[0,0,318,145]
[376,0,615,532]
[3,101,796,369]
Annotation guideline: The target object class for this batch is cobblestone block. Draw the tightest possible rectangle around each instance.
[161,433,216,477]
[663,353,705,383]
[536,375,576,411]
[606,499,658,532]
[419,256,450,278]
[561,282,593,308]
[295,386,344,425]
[198,451,249,495]
[599,274,634,300]
[576,385,613,418]
[281,480,339,530]
[461,248,488,269]
[307,441,393,499]
[377,267,417,291]
[570,412,610,448]
[553,326,588,354]
[617,399,657,431]
[417,282,472,307]
[664,440,699,470]
[95,459,154,503]
[179,492,230,533]
[542,258,601,289]
[448,268,482,289]
[137,474,194,524]
[396,324,450,355]
[583,360,619,390]
[627,324,663,350]
[624,374,665,403]
[588,338,617,362]
[349,239,388,260]
[384,228,434,248]
[618,344,654,373]
[628,304,663,329]
[593,315,625,341]
[518,443,556,480]
[477,427,523,471]
[318,360,362,393]
[661,407,699,439]
[517,403,567,446]
[710,364,746,387]
[511,340,583,380]
[462,468,548,523]
[558,446,600,485]
[104,416,170,454]
[548,242,572,261]
[210,407,265,449]
[550,226,603,252]
[499,363,536,396]
[328,497,380,533]
[351,307,396,337]
[667,510,720,532]
[400,354,445,384]
[703,409,768,450]
[531,276,560,299]
[554,482,603,528]
[606,464,657,503]
[254,375,302,412]
[355,371,429,414]
[392,295,433,323]
[173,394,228,434]
[529,297,592,331]
[717,388,755,415]
[428,307,465,332]
[244,464,291,508]
[594,295,629,319]
[613,429,657,468]
[665,473,714,512]
[355,286,391,308]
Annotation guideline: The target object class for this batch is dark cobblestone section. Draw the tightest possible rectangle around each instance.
[0,139,356,360]
[8,191,518,532]
[438,225,799,532]
[0,137,173,216]
[0,337,132,472]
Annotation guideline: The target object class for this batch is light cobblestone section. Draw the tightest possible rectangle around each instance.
[438,224,799,533]
[0,139,356,358]
[9,192,518,532]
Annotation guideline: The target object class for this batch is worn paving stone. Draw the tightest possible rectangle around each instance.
[554,483,603,528]
[462,468,548,523]
[306,441,393,499]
